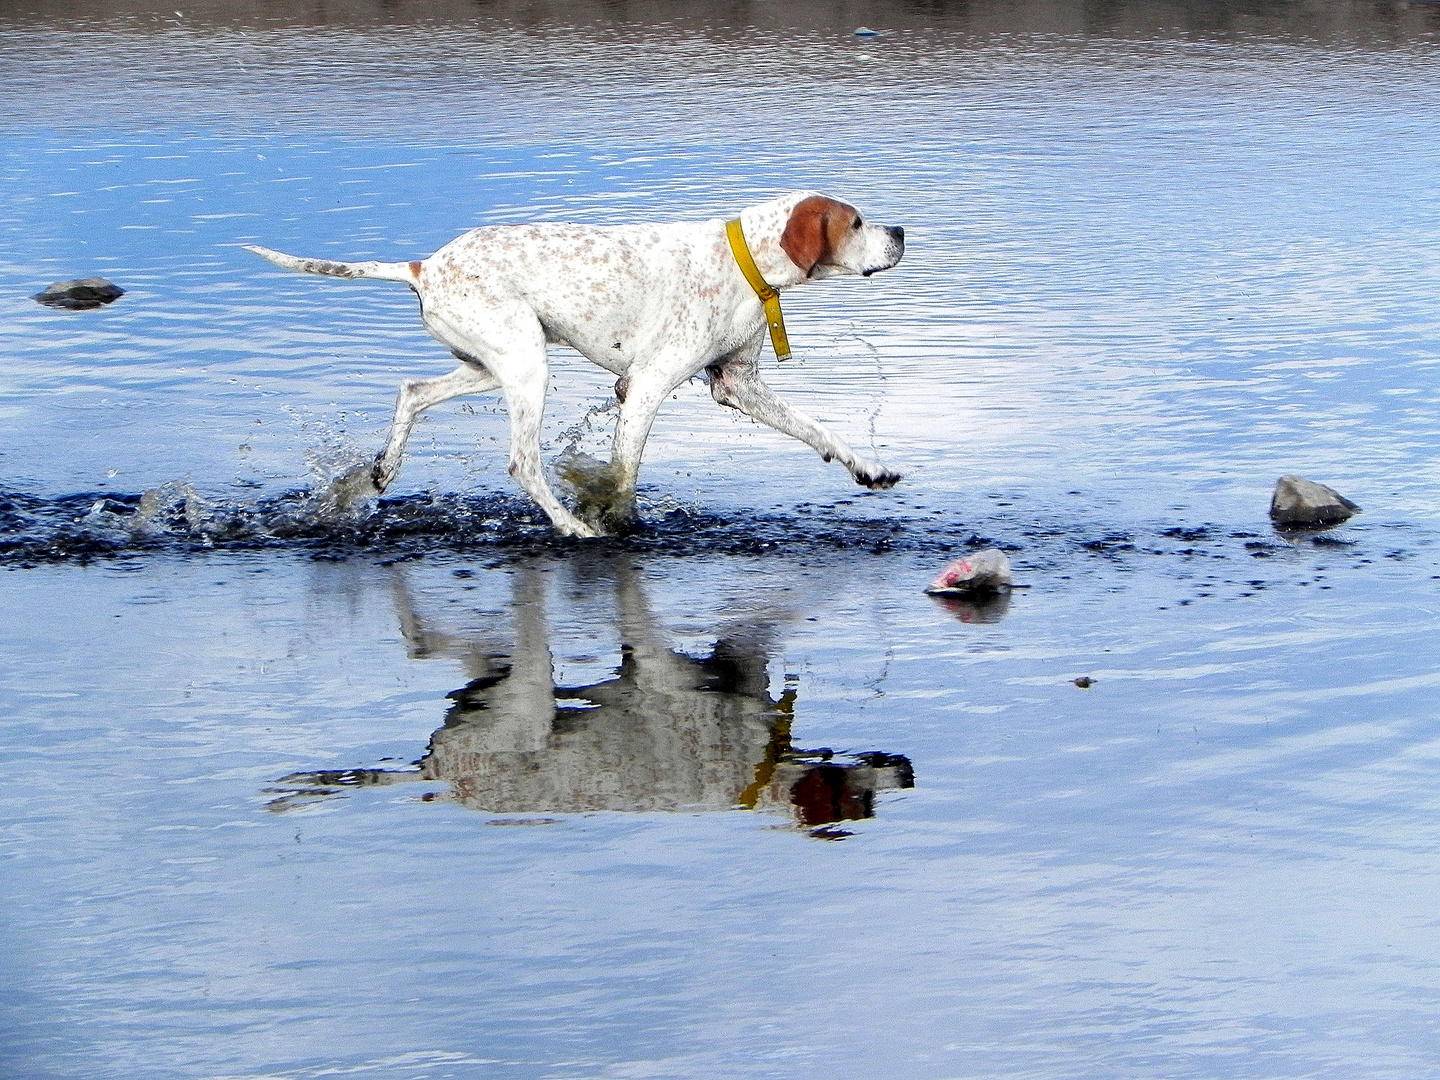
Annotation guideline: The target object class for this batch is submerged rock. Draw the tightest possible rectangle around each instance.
[32,277,125,310]
[925,548,1012,594]
[1269,475,1359,529]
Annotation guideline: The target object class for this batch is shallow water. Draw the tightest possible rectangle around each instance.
[4,2,1440,1077]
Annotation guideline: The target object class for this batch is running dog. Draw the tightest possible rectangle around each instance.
[245,191,905,536]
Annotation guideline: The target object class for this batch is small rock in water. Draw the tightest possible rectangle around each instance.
[1269,475,1359,528]
[32,277,126,310]
[925,548,1012,594]
[853,26,883,37]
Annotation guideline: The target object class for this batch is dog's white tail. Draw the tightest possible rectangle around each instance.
[243,244,420,284]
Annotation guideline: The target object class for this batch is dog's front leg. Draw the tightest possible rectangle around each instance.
[602,360,696,532]
[707,352,901,490]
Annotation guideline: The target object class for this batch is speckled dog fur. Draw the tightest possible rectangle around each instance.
[245,191,905,537]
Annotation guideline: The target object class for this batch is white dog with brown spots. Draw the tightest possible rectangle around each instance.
[245,191,905,537]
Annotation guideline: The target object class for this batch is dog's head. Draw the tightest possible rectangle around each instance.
[742,192,905,284]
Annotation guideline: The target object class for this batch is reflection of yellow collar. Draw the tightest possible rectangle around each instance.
[725,217,791,360]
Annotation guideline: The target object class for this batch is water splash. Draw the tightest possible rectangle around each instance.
[285,407,390,518]
[0,480,1385,592]
[0,479,980,565]
[553,448,625,532]
[311,460,384,518]
[553,397,620,459]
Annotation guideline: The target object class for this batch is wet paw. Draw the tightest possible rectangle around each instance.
[555,519,600,539]
[856,468,901,490]
[370,455,397,493]
[321,461,383,514]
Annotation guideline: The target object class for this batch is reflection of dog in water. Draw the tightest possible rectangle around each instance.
[271,561,912,835]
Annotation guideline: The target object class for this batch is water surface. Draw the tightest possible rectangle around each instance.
[3,2,1440,1077]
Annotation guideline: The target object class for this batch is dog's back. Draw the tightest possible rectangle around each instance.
[417,220,736,368]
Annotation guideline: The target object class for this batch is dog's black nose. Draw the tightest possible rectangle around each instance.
[889,225,905,241]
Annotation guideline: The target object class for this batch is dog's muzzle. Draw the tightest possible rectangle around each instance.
[862,226,906,277]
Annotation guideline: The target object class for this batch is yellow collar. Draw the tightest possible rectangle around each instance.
[725,218,791,360]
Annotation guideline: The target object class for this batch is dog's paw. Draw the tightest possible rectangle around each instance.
[855,467,901,490]
[370,455,397,493]
[556,521,600,539]
[315,460,383,516]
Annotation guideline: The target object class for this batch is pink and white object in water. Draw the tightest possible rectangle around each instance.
[925,549,1012,595]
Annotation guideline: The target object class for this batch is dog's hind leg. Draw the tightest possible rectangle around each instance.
[372,361,502,492]
[426,307,598,538]
[496,360,600,539]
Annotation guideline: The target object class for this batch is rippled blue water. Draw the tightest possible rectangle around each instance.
[4,3,1440,1078]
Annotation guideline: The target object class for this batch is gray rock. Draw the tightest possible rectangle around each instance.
[1270,475,1359,528]
[32,277,125,310]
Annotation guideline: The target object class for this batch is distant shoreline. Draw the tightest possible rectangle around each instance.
[3,0,1438,46]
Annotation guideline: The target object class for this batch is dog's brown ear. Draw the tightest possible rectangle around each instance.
[780,196,857,277]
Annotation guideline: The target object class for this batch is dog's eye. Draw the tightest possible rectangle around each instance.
[853,217,863,230]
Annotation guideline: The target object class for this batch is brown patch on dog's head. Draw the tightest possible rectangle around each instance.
[779,195,860,277]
